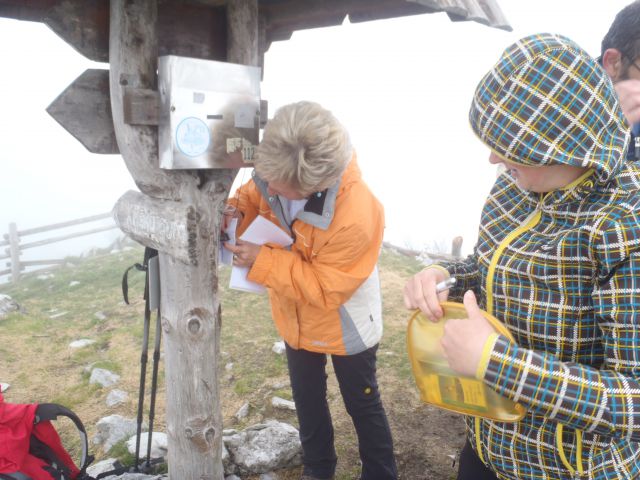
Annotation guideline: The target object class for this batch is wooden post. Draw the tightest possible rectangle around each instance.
[110,1,222,478]
[8,222,20,283]
[110,1,258,478]
[451,236,463,258]
[227,0,259,67]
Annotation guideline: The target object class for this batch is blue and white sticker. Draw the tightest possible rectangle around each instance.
[175,117,210,157]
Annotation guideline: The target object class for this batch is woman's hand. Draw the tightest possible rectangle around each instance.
[441,290,495,378]
[222,205,243,231]
[403,268,450,321]
[224,239,261,268]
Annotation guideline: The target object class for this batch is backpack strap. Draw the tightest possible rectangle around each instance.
[35,404,94,477]
[0,474,32,480]
[121,247,158,305]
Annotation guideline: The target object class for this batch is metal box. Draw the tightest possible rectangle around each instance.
[158,55,261,169]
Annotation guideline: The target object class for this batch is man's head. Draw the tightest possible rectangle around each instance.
[254,101,352,198]
[601,1,640,82]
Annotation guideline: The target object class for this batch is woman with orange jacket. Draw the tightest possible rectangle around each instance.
[225,101,397,480]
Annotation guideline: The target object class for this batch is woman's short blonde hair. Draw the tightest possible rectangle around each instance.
[254,101,352,197]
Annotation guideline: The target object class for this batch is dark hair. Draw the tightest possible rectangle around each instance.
[601,1,640,63]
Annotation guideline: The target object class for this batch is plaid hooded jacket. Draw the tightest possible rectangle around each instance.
[440,34,640,479]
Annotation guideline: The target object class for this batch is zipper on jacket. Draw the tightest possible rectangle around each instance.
[476,199,542,466]
[485,205,542,316]
[480,195,585,476]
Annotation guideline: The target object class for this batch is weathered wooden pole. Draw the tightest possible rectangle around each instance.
[110,0,258,477]
[8,222,20,283]
[451,236,463,258]
[228,0,259,66]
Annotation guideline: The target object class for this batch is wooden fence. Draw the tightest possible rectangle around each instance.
[0,213,118,283]
[382,235,464,262]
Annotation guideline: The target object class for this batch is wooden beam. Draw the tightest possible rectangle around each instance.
[15,0,228,63]
[44,0,109,63]
[109,0,197,200]
[158,3,227,61]
[18,225,117,251]
[0,0,56,22]
[227,0,258,66]
[46,69,119,154]
[259,0,431,46]
[17,212,113,237]
[123,87,160,125]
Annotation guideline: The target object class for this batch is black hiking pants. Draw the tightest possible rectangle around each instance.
[285,343,398,480]
[457,439,500,480]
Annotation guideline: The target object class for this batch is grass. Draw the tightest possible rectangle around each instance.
[0,243,465,479]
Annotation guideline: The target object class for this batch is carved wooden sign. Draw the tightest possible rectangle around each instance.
[112,190,199,266]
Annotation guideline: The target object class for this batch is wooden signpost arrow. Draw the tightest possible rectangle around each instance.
[46,69,119,155]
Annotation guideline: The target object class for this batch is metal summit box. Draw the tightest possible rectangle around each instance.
[158,55,261,169]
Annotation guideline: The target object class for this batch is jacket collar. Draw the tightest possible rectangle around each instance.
[252,154,359,232]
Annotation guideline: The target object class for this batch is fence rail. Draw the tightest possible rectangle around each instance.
[1,212,118,283]
[382,235,463,262]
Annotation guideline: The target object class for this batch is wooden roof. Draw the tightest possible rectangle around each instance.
[0,0,511,64]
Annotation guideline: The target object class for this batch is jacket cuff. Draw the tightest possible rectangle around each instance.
[247,246,273,285]
[423,264,451,277]
[483,335,530,399]
[475,332,500,380]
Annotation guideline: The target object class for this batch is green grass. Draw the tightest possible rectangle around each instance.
[0,243,461,479]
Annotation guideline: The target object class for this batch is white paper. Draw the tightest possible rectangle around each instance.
[219,218,238,266]
[229,216,293,294]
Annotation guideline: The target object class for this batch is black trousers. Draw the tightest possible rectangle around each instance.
[285,343,398,480]
[456,439,499,480]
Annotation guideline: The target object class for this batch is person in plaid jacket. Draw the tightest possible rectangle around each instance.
[404,33,640,479]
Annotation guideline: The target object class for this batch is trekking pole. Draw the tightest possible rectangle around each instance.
[134,248,158,472]
[121,247,159,474]
[134,272,151,472]
[145,254,162,469]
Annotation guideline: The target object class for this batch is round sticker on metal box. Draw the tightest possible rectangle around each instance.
[176,117,210,157]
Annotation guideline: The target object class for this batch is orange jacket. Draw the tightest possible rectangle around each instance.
[232,155,385,355]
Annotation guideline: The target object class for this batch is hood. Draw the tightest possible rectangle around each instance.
[469,33,629,184]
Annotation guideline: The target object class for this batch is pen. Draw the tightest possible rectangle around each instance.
[435,277,456,293]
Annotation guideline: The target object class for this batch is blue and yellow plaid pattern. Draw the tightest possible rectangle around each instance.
[470,33,628,181]
[439,34,640,479]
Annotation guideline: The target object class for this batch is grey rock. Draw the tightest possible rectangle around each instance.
[126,432,167,460]
[86,458,118,477]
[271,397,296,412]
[93,415,140,453]
[224,420,302,474]
[272,341,286,355]
[235,402,250,420]
[106,389,129,407]
[90,368,120,388]
[69,339,96,349]
[0,294,20,319]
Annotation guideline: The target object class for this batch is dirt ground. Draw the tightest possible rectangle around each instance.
[221,358,468,480]
[217,248,469,480]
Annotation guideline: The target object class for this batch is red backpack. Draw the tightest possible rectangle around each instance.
[0,393,94,480]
